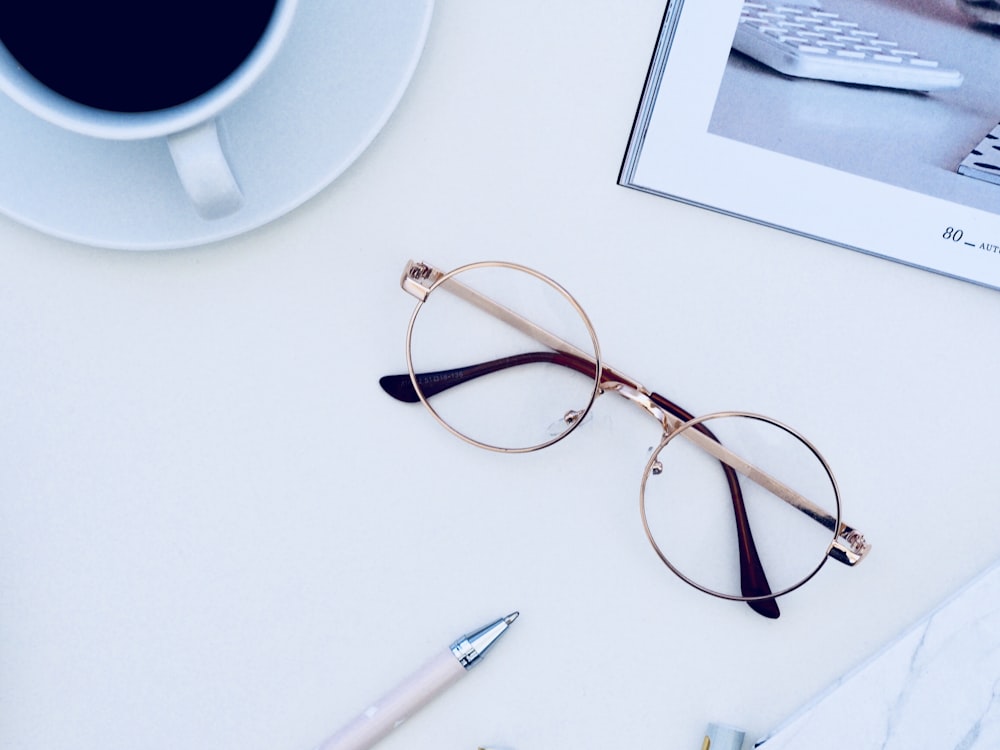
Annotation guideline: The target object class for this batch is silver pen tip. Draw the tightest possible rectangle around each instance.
[504,612,519,624]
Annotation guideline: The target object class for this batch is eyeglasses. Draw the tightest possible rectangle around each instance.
[379,260,871,619]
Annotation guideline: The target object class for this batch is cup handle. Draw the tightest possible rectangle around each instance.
[166,119,244,220]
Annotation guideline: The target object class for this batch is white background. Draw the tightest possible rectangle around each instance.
[2,2,1000,750]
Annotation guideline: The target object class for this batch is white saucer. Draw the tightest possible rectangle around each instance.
[0,0,433,250]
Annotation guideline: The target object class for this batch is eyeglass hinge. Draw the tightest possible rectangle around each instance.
[829,524,871,566]
[401,260,443,302]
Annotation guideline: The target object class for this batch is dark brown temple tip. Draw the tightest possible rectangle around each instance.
[379,374,421,403]
[749,597,781,619]
[740,520,780,618]
[379,352,595,407]
[738,505,781,619]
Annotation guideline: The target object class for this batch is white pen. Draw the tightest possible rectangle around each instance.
[316,612,519,750]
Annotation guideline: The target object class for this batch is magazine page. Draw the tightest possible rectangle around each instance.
[621,0,1000,290]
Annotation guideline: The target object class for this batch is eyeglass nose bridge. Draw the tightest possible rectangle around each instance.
[601,379,675,433]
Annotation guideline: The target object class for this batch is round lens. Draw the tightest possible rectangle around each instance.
[639,412,840,600]
[406,262,601,452]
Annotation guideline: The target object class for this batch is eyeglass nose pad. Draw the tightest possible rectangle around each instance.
[546,409,591,437]
[645,444,664,475]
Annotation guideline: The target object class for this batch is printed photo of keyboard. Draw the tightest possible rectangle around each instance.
[733,1,964,91]
[958,122,1000,185]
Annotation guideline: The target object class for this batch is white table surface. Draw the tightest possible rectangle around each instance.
[2,3,999,750]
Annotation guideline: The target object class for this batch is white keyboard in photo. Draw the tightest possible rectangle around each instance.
[734,1,964,91]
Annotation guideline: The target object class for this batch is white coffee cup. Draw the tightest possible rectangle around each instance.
[0,0,298,220]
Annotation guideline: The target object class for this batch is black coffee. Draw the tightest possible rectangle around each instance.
[0,1,277,113]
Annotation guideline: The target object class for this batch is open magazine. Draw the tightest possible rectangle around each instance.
[620,0,1000,291]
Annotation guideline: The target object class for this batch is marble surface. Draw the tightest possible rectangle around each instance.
[756,556,1000,749]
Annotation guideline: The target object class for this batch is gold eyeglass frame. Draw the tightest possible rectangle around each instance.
[403,260,603,453]
[392,259,871,611]
[639,410,842,601]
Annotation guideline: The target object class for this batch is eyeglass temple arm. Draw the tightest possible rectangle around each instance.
[379,351,597,403]
[403,261,598,361]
